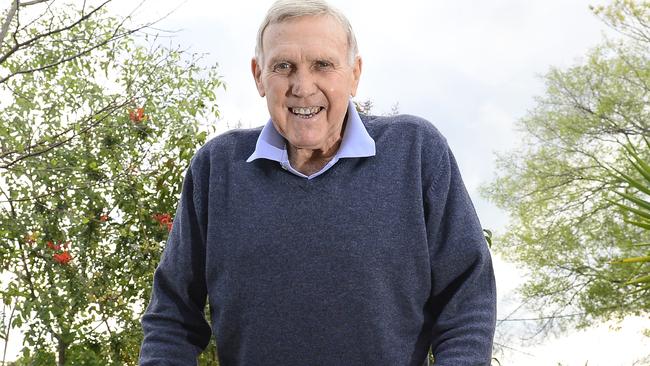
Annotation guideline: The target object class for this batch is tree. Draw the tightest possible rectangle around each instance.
[0,1,222,364]
[481,0,650,334]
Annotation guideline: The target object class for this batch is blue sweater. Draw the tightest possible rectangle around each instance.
[139,114,496,365]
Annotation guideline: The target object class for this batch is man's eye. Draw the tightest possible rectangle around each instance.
[273,63,292,72]
[315,61,332,69]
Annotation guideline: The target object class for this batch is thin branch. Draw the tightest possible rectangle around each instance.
[497,313,586,322]
[0,22,145,85]
[0,98,130,170]
[0,97,123,161]
[492,341,535,357]
[20,0,50,6]
[3,191,61,345]
[0,0,110,66]
[1,302,16,365]
[0,140,154,204]
[17,0,55,34]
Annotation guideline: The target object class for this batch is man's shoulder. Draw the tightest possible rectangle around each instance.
[360,113,448,151]
[197,126,262,159]
[190,126,263,171]
[362,113,444,138]
[360,113,451,186]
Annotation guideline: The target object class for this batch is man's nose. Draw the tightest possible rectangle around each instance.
[289,69,317,97]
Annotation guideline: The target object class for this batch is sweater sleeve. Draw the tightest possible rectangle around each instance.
[426,146,497,365]
[139,162,212,365]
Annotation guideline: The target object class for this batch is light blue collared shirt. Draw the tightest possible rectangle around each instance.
[246,100,376,179]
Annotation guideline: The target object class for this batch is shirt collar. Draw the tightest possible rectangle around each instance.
[246,99,376,164]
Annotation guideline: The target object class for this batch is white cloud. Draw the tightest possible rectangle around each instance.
[500,317,650,365]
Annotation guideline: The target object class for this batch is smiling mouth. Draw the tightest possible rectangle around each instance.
[289,106,324,119]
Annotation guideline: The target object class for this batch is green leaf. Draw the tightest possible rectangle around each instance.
[624,218,650,230]
[612,255,650,264]
[608,199,650,221]
[625,274,650,285]
[610,167,650,197]
[623,144,650,183]
[483,229,493,248]
[613,191,650,212]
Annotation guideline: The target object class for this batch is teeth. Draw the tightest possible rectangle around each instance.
[291,107,321,115]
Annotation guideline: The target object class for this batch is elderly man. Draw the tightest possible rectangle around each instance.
[139,0,496,365]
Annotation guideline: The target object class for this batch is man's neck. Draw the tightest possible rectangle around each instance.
[287,139,342,176]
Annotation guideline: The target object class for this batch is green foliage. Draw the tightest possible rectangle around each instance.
[10,349,56,366]
[0,1,222,364]
[481,0,650,331]
[353,99,400,116]
[198,340,219,366]
[609,141,650,289]
[353,99,374,115]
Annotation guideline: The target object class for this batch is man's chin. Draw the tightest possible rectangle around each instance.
[285,140,323,152]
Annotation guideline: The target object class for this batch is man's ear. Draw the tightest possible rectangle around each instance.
[251,57,265,97]
[350,55,362,97]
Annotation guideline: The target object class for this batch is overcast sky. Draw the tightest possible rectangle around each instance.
[3,0,650,364]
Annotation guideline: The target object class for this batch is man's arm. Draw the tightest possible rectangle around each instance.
[426,146,497,365]
[139,163,212,365]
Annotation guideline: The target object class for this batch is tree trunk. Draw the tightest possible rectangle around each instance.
[57,339,67,366]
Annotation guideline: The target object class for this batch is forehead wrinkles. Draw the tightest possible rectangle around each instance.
[261,15,348,63]
[266,46,340,65]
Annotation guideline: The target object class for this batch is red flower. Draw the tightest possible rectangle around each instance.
[153,213,173,232]
[99,214,109,222]
[153,213,171,224]
[53,251,72,265]
[46,241,61,251]
[129,107,147,123]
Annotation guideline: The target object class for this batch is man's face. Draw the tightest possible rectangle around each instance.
[252,15,362,153]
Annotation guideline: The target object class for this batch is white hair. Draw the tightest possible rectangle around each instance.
[255,0,359,65]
